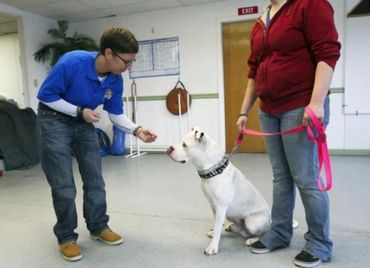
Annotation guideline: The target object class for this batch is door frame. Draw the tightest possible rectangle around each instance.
[16,16,30,107]
[216,14,261,151]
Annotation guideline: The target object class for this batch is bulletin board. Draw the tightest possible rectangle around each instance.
[129,36,180,79]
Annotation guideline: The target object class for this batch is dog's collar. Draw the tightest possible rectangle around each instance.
[198,156,229,179]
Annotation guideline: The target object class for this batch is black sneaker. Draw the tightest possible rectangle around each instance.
[250,240,270,254]
[294,251,322,267]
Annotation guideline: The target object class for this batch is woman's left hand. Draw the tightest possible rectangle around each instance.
[303,103,324,126]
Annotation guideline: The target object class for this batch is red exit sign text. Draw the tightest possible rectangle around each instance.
[238,6,258,16]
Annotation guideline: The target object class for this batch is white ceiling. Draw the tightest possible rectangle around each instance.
[0,0,229,23]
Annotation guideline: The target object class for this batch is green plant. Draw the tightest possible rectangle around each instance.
[34,20,99,67]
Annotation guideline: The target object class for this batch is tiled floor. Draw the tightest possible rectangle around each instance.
[0,153,369,267]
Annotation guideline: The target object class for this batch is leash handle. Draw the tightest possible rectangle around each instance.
[305,106,332,191]
[236,107,333,192]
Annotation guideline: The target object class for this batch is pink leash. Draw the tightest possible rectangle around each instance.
[235,107,332,192]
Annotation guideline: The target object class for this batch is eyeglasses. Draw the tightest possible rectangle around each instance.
[113,52,136,66]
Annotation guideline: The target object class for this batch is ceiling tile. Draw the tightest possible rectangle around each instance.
[0,0,229,22]
[99,0,183,17]
[0,0,63,8]
[55,8,114,22]
[78,0,148,9]
[179,0,225,5]
[23,1,97,16]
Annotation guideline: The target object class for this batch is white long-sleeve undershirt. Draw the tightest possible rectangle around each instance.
[41,100,137,134]
[41,99,78,116]
[108,113,137,135]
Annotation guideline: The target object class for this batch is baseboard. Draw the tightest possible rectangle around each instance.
[124,146,167,154]
[126,146,370,156]
[121,147,370,156]
[329,149,370,156]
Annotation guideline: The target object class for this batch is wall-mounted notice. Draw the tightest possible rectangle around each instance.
[129,36,180,79]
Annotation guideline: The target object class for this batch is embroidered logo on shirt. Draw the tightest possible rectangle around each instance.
[104,89,113,100]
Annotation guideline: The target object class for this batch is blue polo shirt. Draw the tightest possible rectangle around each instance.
[37,50,124,114]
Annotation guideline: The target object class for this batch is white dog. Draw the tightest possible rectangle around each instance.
[167,127,274,255]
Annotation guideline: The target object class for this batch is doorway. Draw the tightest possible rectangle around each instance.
[222,20,265,153]
[0,11,25,108]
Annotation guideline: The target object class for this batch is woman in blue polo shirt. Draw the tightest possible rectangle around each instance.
[37,27,157,262]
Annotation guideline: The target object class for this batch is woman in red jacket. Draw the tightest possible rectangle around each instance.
[236,0,340,267]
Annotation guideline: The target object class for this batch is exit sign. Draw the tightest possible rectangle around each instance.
[238,6,259,16]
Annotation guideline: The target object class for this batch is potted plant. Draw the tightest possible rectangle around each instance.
[34,20,99,67]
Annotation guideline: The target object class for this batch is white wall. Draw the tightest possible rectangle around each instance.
[325,0,370,151]
[2,0,369,152]
[73,0,370,152]
[344,0,370,115]
[72,0,264,150]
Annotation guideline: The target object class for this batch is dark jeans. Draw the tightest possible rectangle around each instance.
[38,105,109,244]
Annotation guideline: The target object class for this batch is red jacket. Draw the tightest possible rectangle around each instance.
[248,0,341,115]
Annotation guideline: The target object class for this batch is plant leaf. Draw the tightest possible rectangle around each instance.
[34,20,98,67]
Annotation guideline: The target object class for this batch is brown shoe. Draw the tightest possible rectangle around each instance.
[90,229,123,245]
[59,241,82,262]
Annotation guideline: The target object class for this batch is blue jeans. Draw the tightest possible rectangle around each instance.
[38,108,109,244]
[259,97,332,262]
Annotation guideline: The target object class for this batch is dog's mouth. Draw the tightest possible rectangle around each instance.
[167,146,186,164]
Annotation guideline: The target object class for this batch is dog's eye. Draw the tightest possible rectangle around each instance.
[182,142,187,148]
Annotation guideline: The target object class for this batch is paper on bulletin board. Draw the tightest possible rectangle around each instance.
[129,37,180,79]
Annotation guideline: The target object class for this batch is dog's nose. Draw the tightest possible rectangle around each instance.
[167,146,174,155]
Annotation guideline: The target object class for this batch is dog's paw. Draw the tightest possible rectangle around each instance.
[207,229,214,238]
[292,219,299,229]
[204,243,219,255]
[245,237,259,246]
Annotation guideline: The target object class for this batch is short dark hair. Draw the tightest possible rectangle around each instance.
[100,27,139,54]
